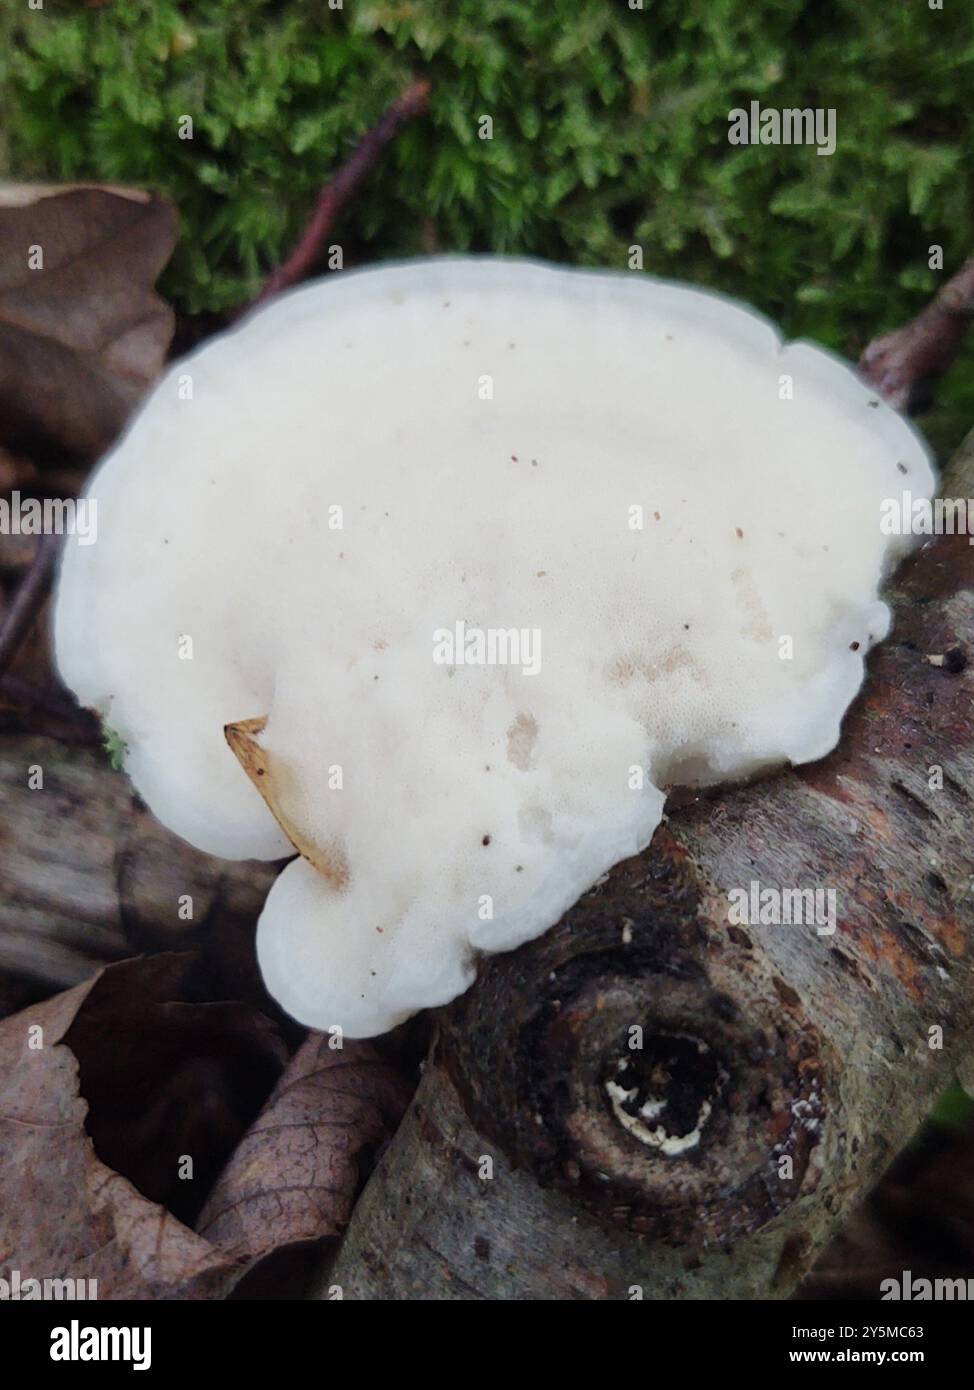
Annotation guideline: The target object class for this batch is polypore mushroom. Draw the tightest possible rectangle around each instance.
[54,258,935,1036]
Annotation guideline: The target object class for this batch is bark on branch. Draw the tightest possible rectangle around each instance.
[0,733,277,989]
[859,255,974,411]
[321,432,974,1300]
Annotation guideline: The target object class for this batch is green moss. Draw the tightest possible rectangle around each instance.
[929,1082,974,1134]
[101,722,128,772]
[3,0,973,453]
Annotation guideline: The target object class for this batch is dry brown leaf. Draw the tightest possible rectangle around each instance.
[196,1031,413,1264]
[225,716,349,886]
[0,185,177,461]
[0,954,286,1298]
[0,954,416,1297]
[0,184,154,210]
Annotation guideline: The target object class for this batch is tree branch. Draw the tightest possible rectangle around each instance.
[0,532,60,681]
[254,80,430,306]
[859,254,974,411]
[320,429,974,1300]
[0,732,279,991]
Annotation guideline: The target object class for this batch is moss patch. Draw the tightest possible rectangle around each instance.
[3,0,973,453]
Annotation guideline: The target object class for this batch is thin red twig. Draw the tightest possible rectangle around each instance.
[254,79,431,306]
[860,255,974,412]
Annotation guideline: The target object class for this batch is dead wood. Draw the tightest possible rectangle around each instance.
[0,732,278,989]
[321,430,974,1300]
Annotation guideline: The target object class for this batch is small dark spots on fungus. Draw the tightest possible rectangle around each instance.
[473,1235,491,1260]
[482,834,491,846]
[735,527,744,539]
[850,641,860,651]
[868,399,880,408]
[897,461,909,474]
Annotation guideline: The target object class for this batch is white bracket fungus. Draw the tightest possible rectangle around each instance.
[54,258,935,1036]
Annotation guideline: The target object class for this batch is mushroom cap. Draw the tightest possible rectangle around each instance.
[55,258,935,1035]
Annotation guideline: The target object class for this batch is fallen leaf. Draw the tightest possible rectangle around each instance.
[0,185,177,461]
[0,953,286,1298]
[196,1031,413,1264]
[225,716,349,886]
[0,184,154,210]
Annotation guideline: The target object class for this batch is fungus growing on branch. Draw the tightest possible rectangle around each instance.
[54,259,935,1036]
